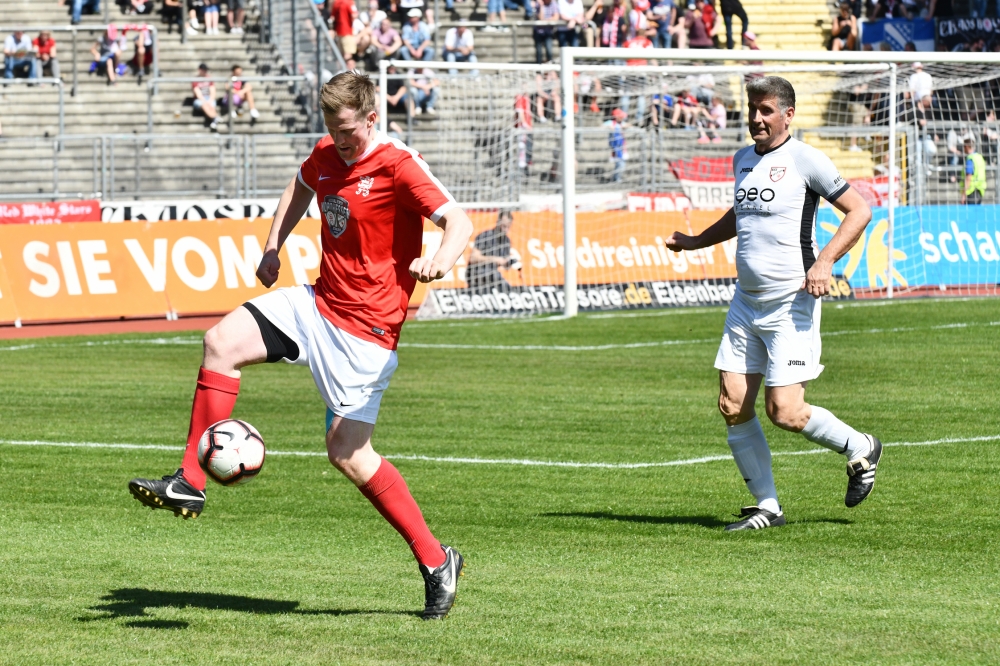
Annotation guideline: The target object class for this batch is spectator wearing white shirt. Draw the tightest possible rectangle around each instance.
[444,22,477,74]
[909,62,933,105]
[4,30,38,80]
[557,0,585,47]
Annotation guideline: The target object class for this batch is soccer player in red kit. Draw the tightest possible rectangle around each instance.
[128,72,474,620]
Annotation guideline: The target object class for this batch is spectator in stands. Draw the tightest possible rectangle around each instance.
[629,0,651,40]
[696,95,725,143]
[383,64,408,113]
[945,125,972,183]
[649,84,673,128]
[228,0,246,34]
[372,17,403,61]
[163,0,184,34]
[608,108,627,182]
[332,0,359,68]
[192,63,220,131]
[445,21,478,73]
[401,8,435,61]
[360,0,388,27]
[582,0,605,47]
[227,64,261,122]
[962,138,987,204]
[685,1,714,49]
[650,0,676,49]
[408,67,439,115]
[203,0,221,35]
[909,62,933,107]
[534,70,561,122]
[89,27,120,85]
[670,88,698,126]
[558,0,586,48]
[123,0,154,16]
[485,0,510,32]
[829,2,857,51]
[188,0,205,35]
[515,92,534,172]
[4,30,38,80]
[71,0,100,26]
[33,32,59,81]
[534,0,560,63]
[574,70,602,114]
[689,69,715,105]
[600,0,630,48]
[467,211,515,295]
[400,0,436,27]
[127,26,154,81]
[701,0,720,47]
[719,0,747,49]
[848,83,872,152]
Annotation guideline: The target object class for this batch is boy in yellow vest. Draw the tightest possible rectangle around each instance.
[962,138,987,205]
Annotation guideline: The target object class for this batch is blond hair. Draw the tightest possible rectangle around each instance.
[320,71,377,118]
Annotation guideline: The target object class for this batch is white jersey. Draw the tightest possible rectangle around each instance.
[731,136,849,301]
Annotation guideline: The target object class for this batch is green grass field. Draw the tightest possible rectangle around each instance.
[2,297,999,665]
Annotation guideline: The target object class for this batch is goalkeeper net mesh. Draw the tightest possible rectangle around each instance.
[382,55,1000,318]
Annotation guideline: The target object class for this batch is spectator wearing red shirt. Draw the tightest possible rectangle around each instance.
[699,0,719,47]
[33,31,59,79]
[332,0,358,68]
[191,62,220,131]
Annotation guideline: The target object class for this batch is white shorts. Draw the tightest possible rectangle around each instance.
[714,286,824,387]
[246,284,398,425]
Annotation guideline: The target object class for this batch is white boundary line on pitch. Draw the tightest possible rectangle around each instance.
[1,320,996,354]
[1,434,997,469]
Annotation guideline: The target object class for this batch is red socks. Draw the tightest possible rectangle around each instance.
[180,367,241,491]
[360,458,446,569]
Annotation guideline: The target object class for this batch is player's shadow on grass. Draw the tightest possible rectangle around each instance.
[542,511,727,529]
[80,588,420,628]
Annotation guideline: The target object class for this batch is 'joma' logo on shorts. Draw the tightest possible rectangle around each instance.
[787,360,806,366]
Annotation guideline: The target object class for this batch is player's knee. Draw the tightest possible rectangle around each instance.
[718,393,745,425]
[202,325,227,362]
[765,400,808,432]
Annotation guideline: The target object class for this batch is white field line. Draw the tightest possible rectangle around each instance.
[1,434,997,469]
[0,321,995,354]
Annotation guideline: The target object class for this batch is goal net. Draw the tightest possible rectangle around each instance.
[379,51,1000,318]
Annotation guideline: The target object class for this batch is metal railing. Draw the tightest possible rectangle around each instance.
[433,20,591,63]
[0,78,65,138]
[257,0,348,131]
[0,24,159,97]
[145,75,310,134]
[0,132,326,201]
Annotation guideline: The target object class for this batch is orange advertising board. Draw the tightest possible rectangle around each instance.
[423,210,738,291]
[0,209,739,325]
[0,218,325,323]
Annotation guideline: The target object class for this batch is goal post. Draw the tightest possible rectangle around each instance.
[560,48,1000,312]
[377,49,1000,319]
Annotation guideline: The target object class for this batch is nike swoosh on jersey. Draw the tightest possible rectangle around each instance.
[319,175,331,181]
[165,482,204,502]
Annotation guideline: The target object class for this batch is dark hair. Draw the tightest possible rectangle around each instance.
[231,64,241,72]
[745,76,796,113]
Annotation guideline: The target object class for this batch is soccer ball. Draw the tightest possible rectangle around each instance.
[197,419,266,486]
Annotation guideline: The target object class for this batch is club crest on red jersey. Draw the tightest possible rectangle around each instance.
[770,167,786,182]
[356,176,375,197]
[321,194,350,238]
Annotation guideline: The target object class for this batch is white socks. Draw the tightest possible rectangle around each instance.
[727,417,780,514]
[800,406,869,460]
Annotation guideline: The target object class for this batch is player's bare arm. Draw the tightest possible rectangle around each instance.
[409,207,474,283]
[802,186,872,297]
[256,176,315,288]
[664,208,737,252]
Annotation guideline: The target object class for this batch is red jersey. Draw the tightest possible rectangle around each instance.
[332,0,355,37]
[33,36,56,56]
[297,131,455,350]
[514,94,532,129]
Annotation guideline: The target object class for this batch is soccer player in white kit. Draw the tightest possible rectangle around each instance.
[665,76,882,531]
